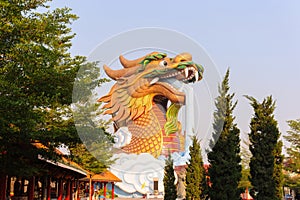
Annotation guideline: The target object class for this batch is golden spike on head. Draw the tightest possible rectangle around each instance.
[103,64,124,80]
[119,52,160,68]
[103,110,112,115]
[119,55,146,68]
[97,94,111,102]
[103,64,140,80]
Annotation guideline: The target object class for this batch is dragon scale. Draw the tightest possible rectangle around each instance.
[122,103,183,158]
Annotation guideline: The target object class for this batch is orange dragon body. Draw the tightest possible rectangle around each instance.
[98,52,204,158]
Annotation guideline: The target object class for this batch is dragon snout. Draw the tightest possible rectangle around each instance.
[172,53,204,83]
[173,52,192,63]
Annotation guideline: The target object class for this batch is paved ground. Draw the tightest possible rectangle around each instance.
[115,199,162,200]
[87,197,163,200]
[112,198,163,200]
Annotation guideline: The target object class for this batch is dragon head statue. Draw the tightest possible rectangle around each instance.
[98,52,204,157]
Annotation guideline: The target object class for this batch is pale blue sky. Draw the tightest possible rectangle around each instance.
[50,0,300,148]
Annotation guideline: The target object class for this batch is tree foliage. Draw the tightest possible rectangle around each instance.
[0,0,83,176]
[246,95,283,200]
[273,140,284,198]
[284,119,300,189]
[0,0,113,176]
[163,155,177,200]
[70,62,114,173]
[239,139,252,190]
[207,69,242,200]
[186,136,205,200]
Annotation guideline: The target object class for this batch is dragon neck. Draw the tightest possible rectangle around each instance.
[151,103,167,129]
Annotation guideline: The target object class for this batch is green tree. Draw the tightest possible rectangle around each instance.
[0,0,82,176]
[239,139,252,190]
[207,69,242,200]
[246,96,283,200]
[273,140,284,198]
[0,0,113,176]
[163,155,177,200]
[284,119,300,192]
[186,136,205,200]
[70,62,114,173]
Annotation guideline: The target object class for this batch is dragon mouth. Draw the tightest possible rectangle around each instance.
[147,64,202,106]
[160,66,200,83]
[153,95,169,110]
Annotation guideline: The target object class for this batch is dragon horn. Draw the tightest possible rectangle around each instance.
[119,52,159,68]
[119,55,146,68]
[103,64,127,80]
[103,64,140,80]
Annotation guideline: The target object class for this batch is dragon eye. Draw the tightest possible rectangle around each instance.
[159,60,168,67]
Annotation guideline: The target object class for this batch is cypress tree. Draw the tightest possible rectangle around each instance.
[246,96,283,200]
[273,140,284,199]
[186,135,205,200]
[207,69,242,200]
[163,155,177,200]
[239,140,252,190]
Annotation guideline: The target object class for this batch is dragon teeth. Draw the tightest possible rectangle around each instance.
[150,77,159,85]
[195,72,199,81]
[185,68,189,78]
